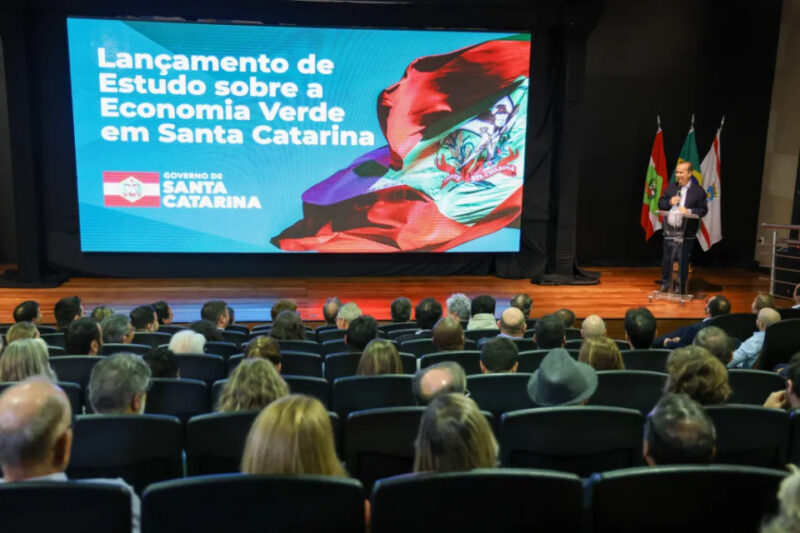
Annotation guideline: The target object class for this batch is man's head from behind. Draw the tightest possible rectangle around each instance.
[581,314,606,339]
[624,307,657,349]
[270,299,297,322]
[88,353,151,414]
[0,378,73,482]
[130,305,159,332]
[336,302,362,330]
[643,393,716,466]
[752,292,775,314]
[446,293,471,321]
[13,301,41,324]
[432,317,465,351]
[499,307,526,337]
[201,300,229,329]
[757,307,781,332]
[415,298,443,330]
[65,317,102,355]
[54,296,83,330]
[322,297,341,325]
[533,315,565,350]
[705,295,731,318]
[345,315,379,351]
[554,308,576,328]
[470,295,496,317]
[509,293,532,317]
[480,337,519,374]
[100,314,134,345]
[152,301,173,325]
[413,362,467,405]
[144,347,179,379]
[390,297,412,323]
[693,326,733,365]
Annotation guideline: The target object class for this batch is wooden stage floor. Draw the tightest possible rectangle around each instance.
[0,267,774,326]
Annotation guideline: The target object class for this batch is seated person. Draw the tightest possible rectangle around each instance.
[510,293,533,318]
[90,305,115,323]
[100,314,135,345]
[643,393,716,466]
[130,305,159,333]
[168,330,206,354]
[466,295,497,331]
[396,299,443,342]
[727,307,780,369]
[269,311,307,341]
[152,300,174,326]
[0,339,56,382]
[189,320,224,342]
[414,394,498,472]
[412,362,467,405]
[554,308,576,329]
[751,292,775,313]
[390,297,412,323]
[5,321,39,343]
[54,296,83,331]
[532,315,566,350]
[692,326,733,365]
[88,353,151,415]
[65,317,103,355]
[13,300,42,325]
[527,348,597,406]
[357,339,403,376]
[336,302,362,331]
[321,297,341,327]
[270,299,297,322]
[479,337,519,374]
[431,317,466,352]
[201,300,230,330]
[652,295,730,349]
[143,347,179,379]
[624,307,657,349]
[445,293,471,322]
[763,359,800,411]
[580,314,606,340]
[761,467,800,532]
[216,359,289,412]
[246,336,282,372]
[345,315,379,352]
[665,346,730,405]
[578,336,625,371]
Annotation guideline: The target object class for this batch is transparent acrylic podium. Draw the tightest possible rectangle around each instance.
[649,208,700,304]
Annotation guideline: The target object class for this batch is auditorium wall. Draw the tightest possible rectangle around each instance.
[0,39,16,263]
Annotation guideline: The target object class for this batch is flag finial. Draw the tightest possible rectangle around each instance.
[691,113,695,128]
[720,115,725,129]
[657,115,661,129]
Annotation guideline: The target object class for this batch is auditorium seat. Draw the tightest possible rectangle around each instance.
[203,341,239,360]
[371,469,583,533]
[315,323,338,333]
[132,332,172,349]
[227,354,244,374]
[387,328,419,340]
[225,324,250,336]
[727,369,786,405]
[145,378,210,423]
[221,330,247,346]
[317,328,348,343]
[704,405,790,469]
[510,337,537,352]
[517,349,549,372]
[185,410,260,475]
[565,328,582,340]
[175,354,227,385]
[100,343,151,356]
[500,406,644,476]
[49,356,104,389]
[466,373,536,418]
[464,328,499,343]
[345,407,425,490]
[525,318,537,329]
[68,414,183,494]
[211,379,226,408]
[779,307,800,320]
[37,325,58,335]
[157,324,186,335]
[758,319,800,370]
[277,339,321,355]
[620,349,670,372]
[0,482,132,533]
[790,411,800,464]
[419,351,482,375]
[0,381,82,416]
[398,338,439,357]
[708,312,758,343]
[321,339,350,357]
[588,370,668,414]
[565,338,628,351]
[324,352,361,382]
[40,332,65,347]
[281,351,323,377]
[143,474,366,533]
[283,375,330,407]
[47,345,67,356]
[332,375,416,419]
[379,321,417,334]
[589,465,786,533]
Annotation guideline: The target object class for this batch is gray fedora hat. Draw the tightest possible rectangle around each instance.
[527,348,598,406]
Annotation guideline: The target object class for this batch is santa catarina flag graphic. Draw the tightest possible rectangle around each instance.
[272,36,530,252]
[103,171,161,207]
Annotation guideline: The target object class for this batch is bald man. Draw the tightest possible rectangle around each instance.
[0,378,140,531]
[497,307,526,338]
[412,362,467,405]
[728,307,781,369]
[432,317,466,351]
[581,314,606,339]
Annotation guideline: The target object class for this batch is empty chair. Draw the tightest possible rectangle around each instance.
[779,307,800,320]
[464,329,499,343]
[705,405,790,468]
[728,369,787,405]
[510,337,537,352]
[145,378,210,423]
[324,352,362,382]
[221,330,247,346]
[100,343,150,356]
[322,339,350,356]
[0,482,132,533]
[500,406,644,476]
[565,328,582,340]
[345,407,425,491]
[708,312,758,343]
[332,375,416,419]
[132,332,172,349]
[621,349,670,372]
[0,381,82,417]
[40,332,65,347]
[466,374,536,418]
[590,465,786,533]
[227,354,244,374]
[203,341,239,359]
[379,322,417,334]
[68,414,183,494]
[211,379,226,408]
[588,371,668,414]
[47,345,67,356]
[282,351,323,377]
[387,328,419,340]
[174,354,226,385]
[143,474,366,533]
[157,324,186,335]
[419,351,482,375]
[317,328,348,343]
[398,338,439,357]
[49,356,103,389]
[758,319,800,370]
[517,350,549,372]
[372,469,583,533]
[277,339,321,355]
[185,410,260,475]
[284,375,330,408]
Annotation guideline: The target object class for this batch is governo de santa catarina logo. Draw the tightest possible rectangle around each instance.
[103,171,161,207]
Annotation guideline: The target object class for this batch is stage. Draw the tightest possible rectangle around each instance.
[0,267,775,337]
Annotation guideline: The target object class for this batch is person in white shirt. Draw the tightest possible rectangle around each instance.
[727,307,781,369]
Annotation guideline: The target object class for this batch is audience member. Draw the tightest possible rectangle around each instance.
[390,297,412,323]
[643,393,716,466]
[217,359,289,412]
[527,348,597,406]
[130,305,159,333]
[345,315,379,351]
[100,314,135,345]
[88,353,151,414]
[431,317,465,351]
[143,347,179,379]
[664,346,730,405]
[0,378,140,532]
[554,308,576,328]
[201,300,229,330]
[5,322,39,343]
[793,283,800,309]
[624,307,657,349]
[54,296,83,331]
[446,293,471,321]
[480,337,519,373]
[189,319,224,342]
[270,299,298,321]
[246,336,282,372]
[413,394,498,472]
[652,295,730,348]
[152,300,174,325]
[692,326,733,365]
[413,362,467,405]
[763,360,800,411]
[336,302,362,330]
[496,307,526,338]
[13,300,42,324]
[728,307,780,369]
[322,297,341,326]
[90,305,115,323]
[761,468,800,533]
[357,339,403,375]
[269,310,307,341]
[581,314,606,339]
[751,292,775,313]
[415,298,443,331]
[510,293,533,317]
[467,295,497,331]
[168,330,206,354]
[65,317,102,355]
[579,336,625,371]
[226,306,236,326]
[0,339,56,382]
[533,314,566,350]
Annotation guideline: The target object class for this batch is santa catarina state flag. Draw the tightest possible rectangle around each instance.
[641,126,666,241]
[103,171,160,207]
[272,36,530,252]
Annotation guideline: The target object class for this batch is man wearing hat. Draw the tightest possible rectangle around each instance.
[527,348,598,406]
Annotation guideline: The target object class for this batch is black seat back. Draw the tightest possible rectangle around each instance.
[185,410,259,476]
[100,343,151,356]
[277,339,321,355]
[464,329,499,343]
[466,373,536,417]
[324,352,362,382]
[398,338,439,357]
[174,354,227,385]
[282,351,323,377]
[204,341,239,360]
[758,319,800,370]
[0,381,82,416]
[705,405,790,468]
[621,349,670,372]
[517,350,549,372]
[728,369,787,405]
[588,371,668,414]
[321,339,350,356]
[317,329,348,343]
[221,330,247,346]
[283,375,330,408]
[419,351,482,374]
[132,332,172,349]
[145,378,210,423]
[332,375,415,419]
[50,356,104,389]
[41,332,65,347]
[708,312,758,343]
[510,337,537,352]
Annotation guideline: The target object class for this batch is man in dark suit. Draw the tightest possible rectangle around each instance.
[651,294,730,349]
[658,161,708,293]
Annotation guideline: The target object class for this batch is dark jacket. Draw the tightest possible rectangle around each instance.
[658,179,708,237]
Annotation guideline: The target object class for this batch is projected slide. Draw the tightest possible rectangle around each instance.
[67,18,531,253]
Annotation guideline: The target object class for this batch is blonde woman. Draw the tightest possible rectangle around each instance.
[5,322,39,344]
[246,335,282,372]
[665,345,731,405]
[0,338,57,382]
[578,336,625,371]
[217,358,289,412]
[357,339,403,376]
[762,467,800,533]
[414,393,498,472]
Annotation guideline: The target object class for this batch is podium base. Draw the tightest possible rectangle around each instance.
[648,290,694,304]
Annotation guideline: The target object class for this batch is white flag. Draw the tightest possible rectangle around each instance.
[698,122,723,251]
